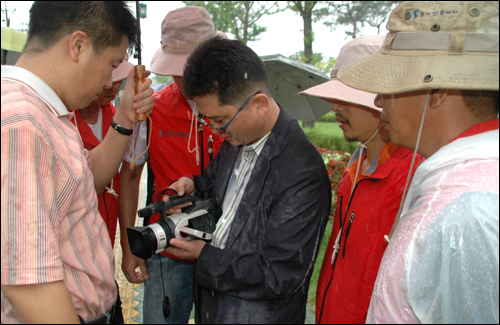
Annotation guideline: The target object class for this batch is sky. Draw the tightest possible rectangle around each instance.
[1,1,386,76]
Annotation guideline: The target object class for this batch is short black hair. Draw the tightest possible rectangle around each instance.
[461,90,499,119]
[27,1,138,54]
[183,36,269,106]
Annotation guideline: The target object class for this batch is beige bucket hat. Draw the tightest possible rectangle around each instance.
[150,6,226,76]
[338,1,499,94]
[299,35,385,111]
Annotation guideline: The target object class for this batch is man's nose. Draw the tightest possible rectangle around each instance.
[103,77,113,90]
[331,102,345,112]
[374,94,383,109]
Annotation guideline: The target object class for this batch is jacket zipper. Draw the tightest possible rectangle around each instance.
[341,177,381,259]
[319,177,381,323]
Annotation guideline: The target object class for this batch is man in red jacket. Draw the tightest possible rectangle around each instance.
[71,56,134,248]
[300,35,422,324]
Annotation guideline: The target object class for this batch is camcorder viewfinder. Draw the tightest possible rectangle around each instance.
[127,194,222,260]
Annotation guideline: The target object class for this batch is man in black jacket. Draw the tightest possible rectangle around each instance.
[164,36,331,323]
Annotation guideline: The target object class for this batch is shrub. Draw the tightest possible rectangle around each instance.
[304,128,358,154]
[318,111,337,123]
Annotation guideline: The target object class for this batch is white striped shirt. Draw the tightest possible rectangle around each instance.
[212,132,271,249]
[1,66,116,323]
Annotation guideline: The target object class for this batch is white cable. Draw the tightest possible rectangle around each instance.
[384,90,430,243]
[105,178,118,199]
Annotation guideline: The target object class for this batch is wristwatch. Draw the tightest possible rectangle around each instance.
[111,120,133,136]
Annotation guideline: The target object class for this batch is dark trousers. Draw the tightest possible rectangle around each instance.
[195,286,219,324]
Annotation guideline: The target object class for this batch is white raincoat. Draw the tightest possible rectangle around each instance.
[367,129,499,323]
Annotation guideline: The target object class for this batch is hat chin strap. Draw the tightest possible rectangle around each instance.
[331,122,383,265]
[384,90,430,243]
[351,122,383,193]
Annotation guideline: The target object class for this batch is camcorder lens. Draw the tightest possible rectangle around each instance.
[127,195,222,260]
[127,218,174,260]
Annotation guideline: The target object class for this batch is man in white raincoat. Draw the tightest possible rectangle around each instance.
[337,1,499,323]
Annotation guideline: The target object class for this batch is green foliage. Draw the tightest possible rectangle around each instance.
[182,1,284,44]
[323,1,402,38]
[152,74,172,85]
[289,51,337,74]
[303,128,358,155]
[287,1,330,64]
[318,111,336,123]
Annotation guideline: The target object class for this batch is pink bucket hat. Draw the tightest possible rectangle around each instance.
[150,6,226,76]
[111,54,134,82]
[299,35,385,111]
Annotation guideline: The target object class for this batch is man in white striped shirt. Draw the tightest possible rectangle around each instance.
[1,2,153,324]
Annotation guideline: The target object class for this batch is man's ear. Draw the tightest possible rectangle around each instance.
[429,89,450,109]
[254,92,269,116]
[68,30,90,62]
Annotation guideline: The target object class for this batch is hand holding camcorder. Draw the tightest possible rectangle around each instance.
[127,194,222,260]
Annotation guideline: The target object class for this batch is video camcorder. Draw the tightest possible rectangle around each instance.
[127,194,222,260]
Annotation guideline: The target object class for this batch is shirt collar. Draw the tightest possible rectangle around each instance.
[451,119,499,142]
[244,131,272,157]
[1,65,69,117]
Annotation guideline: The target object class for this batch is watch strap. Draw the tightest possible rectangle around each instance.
[111,120,133,136]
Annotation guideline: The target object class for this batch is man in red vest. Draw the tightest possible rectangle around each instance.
[119,6,225,324]
[70,56,136,324]
[71,56,134,248]
[300,35,421,324]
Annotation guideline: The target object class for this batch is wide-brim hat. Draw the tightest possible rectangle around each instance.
[112,59,134,82]
[337,1,499,95]
[299,35,385,111]
[150,6,227,76]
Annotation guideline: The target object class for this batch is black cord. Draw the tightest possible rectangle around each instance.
[159,255,165,294]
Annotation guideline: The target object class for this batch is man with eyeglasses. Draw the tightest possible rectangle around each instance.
[162,36,332,323]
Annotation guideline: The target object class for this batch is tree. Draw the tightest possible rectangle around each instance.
[287,1,329,64]
[289,51,337,74]
[182,1,283,44]
[325,1,368,39]
[152,74,172,85]
[365,1,402,34]
[324,1,401,39]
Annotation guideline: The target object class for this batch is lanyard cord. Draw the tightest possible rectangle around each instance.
[130,116,152,170]
[187,110,200,166]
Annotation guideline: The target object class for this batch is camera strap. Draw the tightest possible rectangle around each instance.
[153,187,178,203]
[158,256,171,319]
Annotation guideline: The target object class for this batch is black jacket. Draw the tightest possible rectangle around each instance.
[193,108,331,323]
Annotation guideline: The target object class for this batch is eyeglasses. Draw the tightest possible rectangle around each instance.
[197,91,263,133]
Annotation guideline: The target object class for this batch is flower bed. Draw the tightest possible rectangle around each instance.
[315,145,351,214]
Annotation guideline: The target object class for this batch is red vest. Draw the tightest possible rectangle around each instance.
[71,103,120,247]
[149,83,224,259]
[316,145,421,324]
